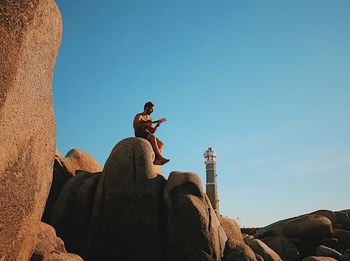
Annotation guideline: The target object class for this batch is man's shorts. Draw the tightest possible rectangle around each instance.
[135,130,151,139]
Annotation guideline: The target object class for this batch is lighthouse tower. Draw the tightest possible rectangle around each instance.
[204,147,219,214]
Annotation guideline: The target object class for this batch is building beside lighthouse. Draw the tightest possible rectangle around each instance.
[204,147,219,214]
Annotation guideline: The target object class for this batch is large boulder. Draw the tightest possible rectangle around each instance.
[163,171,227,261]
[50,171,100,259]
[261,236,300,261]
[335,212,350,230]
[87,138,166,261]
[246,238,282,261]
[0,0,62,260]
[220,216,244,243]
[316,245,341,259]
[257,214,333,240]
[30,222,83,261]
[43,148,101,223]
[311,210,337,227]
[333,229,350,251]
[223,239,257,261]
[59,148,103,176]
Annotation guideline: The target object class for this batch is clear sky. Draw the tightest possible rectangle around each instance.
[54,0,350,227]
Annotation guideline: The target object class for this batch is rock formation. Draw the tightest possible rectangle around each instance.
[163,171,227,261]
[30,222,83,261]
[42,149,102,223]
[246,209,350,260]
[87,138,167,261]
[49,171,100,259]
[58,148,103,176]
[0,0,62,260]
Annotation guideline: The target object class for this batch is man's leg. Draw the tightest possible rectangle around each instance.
[156,138,164,153]
[146,134,169,165]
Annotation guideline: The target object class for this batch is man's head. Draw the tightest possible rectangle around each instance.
[144,101,154,115]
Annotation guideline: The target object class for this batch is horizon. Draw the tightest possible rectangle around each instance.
[54,0,350,227]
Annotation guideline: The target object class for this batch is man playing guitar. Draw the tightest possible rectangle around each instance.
[133,102,170,165]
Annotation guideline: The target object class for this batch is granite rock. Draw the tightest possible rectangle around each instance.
[0,0,62,260]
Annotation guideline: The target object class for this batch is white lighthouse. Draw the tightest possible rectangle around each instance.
[204,147,219,214]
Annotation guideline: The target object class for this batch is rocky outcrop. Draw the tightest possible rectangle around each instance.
[256,214,333,239]
[30,222,83,261]
[245,238,282,261]
[261,236,300,261]
[333,229,350,250]
[249,210,350,260]
[223,239,257,261]
[316,245,342,259]
[49,171,100,259]
[42,149,101,223]
[163,171,227,261]
[0,0,62,260]
[59,148,103,176]
[87,138,166,261]
[220,216,244,243]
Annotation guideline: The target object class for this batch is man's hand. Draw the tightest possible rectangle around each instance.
[153,118,167,125]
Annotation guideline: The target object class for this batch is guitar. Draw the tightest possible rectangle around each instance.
[152,118,167,124]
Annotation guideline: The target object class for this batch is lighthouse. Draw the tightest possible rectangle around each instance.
[204,147,219,214]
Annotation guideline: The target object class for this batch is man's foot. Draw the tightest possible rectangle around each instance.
[154,158,170,165]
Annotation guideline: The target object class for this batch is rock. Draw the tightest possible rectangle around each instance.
[220,216,244,243]
[340,249,350,261]
[87,138,166,261]
[255,254,264,261]
[42,158,73,223]
[242,228,259,236]
[163,171,227,261]
[55,148,62,158]
[318,238,341,252]
[223,239,257,261]
[246,238,282,261]
[30,222,83,261]
[282,214,333,239]
[50,171,100,259]
[257,214,333,240]
[312,210,337,226]
[292,238,320,259]
[32,222,65,257]
[302,256,338,261]
[333,229,350,251]
[43,252,84,261]
[244,235,255,242]
[339,210,350,217]
[335,212,350,230]
[59,148,103,176]
[261,236,300,261]
[0,0,62,260]
[316,245,341,259]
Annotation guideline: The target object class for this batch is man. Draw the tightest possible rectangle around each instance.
[133,102,170,165]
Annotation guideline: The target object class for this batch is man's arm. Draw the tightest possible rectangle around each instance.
[133,115,152,130]
[148,122,160,134]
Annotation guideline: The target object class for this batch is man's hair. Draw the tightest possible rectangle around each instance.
[144,101,154,110]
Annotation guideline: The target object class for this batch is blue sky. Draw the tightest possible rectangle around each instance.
[54,0,350,227]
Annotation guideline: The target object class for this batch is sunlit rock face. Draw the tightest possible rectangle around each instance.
[87,138,166,261]
[59,148,103,176]
[0,0,62,260]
